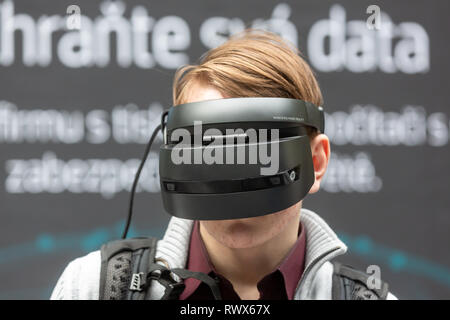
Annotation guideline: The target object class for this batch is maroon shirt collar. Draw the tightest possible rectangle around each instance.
[179,219,307,300]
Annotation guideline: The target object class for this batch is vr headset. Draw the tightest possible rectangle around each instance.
[122,97,324,238]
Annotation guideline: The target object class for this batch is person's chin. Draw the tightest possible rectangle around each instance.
[218,221,267,249]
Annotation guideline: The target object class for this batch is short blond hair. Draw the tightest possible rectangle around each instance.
[172,29,323,134]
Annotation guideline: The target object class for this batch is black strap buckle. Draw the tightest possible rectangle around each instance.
[152,268,186,300]
[135,263,185,299]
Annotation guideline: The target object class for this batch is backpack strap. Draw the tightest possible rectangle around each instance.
[331,261,389,300]
[100,237,158,300]
[99,237,222,300]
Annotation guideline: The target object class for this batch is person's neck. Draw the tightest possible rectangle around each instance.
[199,212,301,298]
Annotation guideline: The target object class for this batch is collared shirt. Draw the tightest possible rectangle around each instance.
[179,220,307,300]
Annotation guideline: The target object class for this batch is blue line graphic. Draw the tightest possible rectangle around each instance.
[338,233,450,288]
[0,224,449,299]
[0,221,164,265]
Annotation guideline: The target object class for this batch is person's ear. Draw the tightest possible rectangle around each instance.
[308,133,330,194]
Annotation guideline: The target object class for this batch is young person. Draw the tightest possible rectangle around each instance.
[51,30,397,300]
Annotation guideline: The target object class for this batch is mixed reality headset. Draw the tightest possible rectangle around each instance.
[123,97,324,238]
